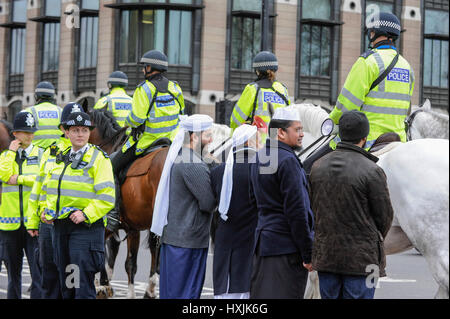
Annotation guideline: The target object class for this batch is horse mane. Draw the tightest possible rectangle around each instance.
[0,119,14,140]
[89,109,125,145]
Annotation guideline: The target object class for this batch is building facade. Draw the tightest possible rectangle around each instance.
[0,0,448,122]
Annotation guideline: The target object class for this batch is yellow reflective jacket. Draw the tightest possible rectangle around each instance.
[26,102,63,149]
[329,46,414,150]
[0,145,45,231]
[230,80,290,131]
[40,144,115,227]
[94,87,133,128]
[26,137,71,230]
[123,76,185,155]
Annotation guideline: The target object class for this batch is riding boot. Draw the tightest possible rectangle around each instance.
[106,177,121,233]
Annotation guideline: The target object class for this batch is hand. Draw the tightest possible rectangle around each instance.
[9,140,21,152]
[7,175,18,185]
[303,263,314,272]
[41,211,54,224]
[69,210,86,224]
[28,230,39,237]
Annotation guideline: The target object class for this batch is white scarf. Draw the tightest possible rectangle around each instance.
[151,114,213,236]
[218,124,257,221]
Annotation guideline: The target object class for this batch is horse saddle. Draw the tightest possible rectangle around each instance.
[119,138,171,182]
[368,132,401,154]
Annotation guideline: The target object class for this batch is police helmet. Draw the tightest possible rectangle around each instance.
[140,50,169,72]
[12,111,37,133]
[61,102,85,126]
[35,81,56,99]
[108,71,129,88]
[366,12,402,41]
[63,112,95,130]
[253,51,278,72]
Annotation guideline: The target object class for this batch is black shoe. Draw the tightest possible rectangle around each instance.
[106,210,121,232]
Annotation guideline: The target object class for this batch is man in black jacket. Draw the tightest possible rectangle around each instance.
[309,110,394,299]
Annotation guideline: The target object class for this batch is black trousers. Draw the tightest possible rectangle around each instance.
[110,144,139,177]
[250,251,308,299]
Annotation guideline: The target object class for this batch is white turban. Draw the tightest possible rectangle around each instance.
[151,114,214,236]
[218,124,257,221]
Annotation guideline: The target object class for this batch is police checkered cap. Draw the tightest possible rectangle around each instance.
[35,81,56,97]
[63,112,94,129]
[140,50,169,71]
[253,51,278,71]
[61,102,85,125]
[366,12,401,37]
[108,71,129,86]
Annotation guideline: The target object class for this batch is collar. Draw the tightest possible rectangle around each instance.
[337,142,379,163]
[110,87,126,95]
[266,138,296,153]
[374,40,397,51]
[18,144,34,158]
[70,144,90,156]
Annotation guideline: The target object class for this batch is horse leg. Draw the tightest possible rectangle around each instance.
[384,225,414,255]
[125,230,140,299]
[144,232,159,299]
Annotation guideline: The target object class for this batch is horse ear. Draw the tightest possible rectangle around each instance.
[81,98,89,114]
[422,99,431,111]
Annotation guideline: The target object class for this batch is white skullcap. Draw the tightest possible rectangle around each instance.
[218,124,257,221]
[272,106,301,122]
[151,114,213,236]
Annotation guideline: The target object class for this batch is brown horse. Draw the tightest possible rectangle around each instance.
[87,109,167,299]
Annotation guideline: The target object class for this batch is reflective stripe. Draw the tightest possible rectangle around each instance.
[234,105,248,121]
[142,82,153,105]
[341,87,364,107]
[34,135,61,140]
[96,194,115,203]
[37,125,59,130]
[94,182,115,192]
[364,139,376,149]
[85,149,100,170]
[51,174,94,184]
[336,101,349,112]
[145,123,179,134]
[372,52,386,92]
[361,104,409,115]
[255,109,271,117]
[366,91,412,101]
[29,193,39,201]
[116,117,127,122]
[2,186,32,193]
[36,176,45,183]
[129,111,146,125]
[149,114,179,123]
[47,188,97,199]
[231,112,242,126]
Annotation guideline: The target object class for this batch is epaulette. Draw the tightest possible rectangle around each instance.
[94,145,110,158]
[360,50,375,59]
[137,80,147,88]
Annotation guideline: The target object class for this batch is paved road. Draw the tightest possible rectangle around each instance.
[0,230,439,299]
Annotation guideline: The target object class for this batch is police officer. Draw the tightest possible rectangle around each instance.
[25,81,63,149]
[39,112,115,299]
[303,12,414,174]
[26,102,86,299]
[108,50,185,232]
[0,111,43,299]
[230,51,290,131]
[94,71,132,128]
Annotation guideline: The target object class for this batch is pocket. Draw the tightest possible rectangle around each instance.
[89,243,105,273]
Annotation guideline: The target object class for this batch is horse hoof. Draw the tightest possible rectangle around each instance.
[143,291,157,299]
[96,285,114,299]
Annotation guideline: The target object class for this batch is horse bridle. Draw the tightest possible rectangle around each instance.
[405,108,424,141]
[98,126,128,151]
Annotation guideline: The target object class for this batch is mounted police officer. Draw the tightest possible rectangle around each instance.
[303,12,414,175]
[0,111,43,299]
[26,102,86,299]
[39,111,115,299]
[108,50,185,232]
[94,71,132,128]
[230,51,290,131]
[25,81,63,149]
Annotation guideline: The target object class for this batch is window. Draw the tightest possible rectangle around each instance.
[75,0,99,93]
[112,0,203,93]
[422,1,449,110]
[45,0,61,17]
[297,0,341,103]
[226,0,275,94]
[361,0,402,52]
[12,0,27,23]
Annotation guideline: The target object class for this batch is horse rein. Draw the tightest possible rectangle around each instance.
[405,109,424,141]
[98,126,128,151]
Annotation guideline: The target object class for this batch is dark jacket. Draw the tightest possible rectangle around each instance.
[309,142,394,277]
[250,139,314,263]
[210,148,258,295]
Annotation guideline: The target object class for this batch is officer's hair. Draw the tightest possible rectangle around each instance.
[268,119,293,138]
[256,70,276,82]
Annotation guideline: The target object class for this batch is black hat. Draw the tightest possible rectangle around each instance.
[253,51,278,72]
[61,102,85,125]
[35,81,56,99]
[13,112,37,133]
[63,112,95,130]
[339,110,370,142]
[366,12,402,40]
[108,71,129,87]
[140,50,168,72]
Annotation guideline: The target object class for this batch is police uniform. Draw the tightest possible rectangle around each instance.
[0,112,43,299]
[94,71,132,128]
[25,81,63,149]
[40,112,115,299]
[230,51,290,131]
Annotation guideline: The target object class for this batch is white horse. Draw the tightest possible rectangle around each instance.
[286,103,449,299]
[408,100,449,140]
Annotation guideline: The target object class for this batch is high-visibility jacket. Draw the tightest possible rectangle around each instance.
[329,45,414,150]
[26,102,63,149]
[93,87,132,128]
[26,136,71,230]
[230,80,290,131]
[123,76,185,155]
[40,144,115,227]
[0,145,45,231]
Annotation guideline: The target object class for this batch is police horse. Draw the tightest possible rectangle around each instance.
[293,103,449,299]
